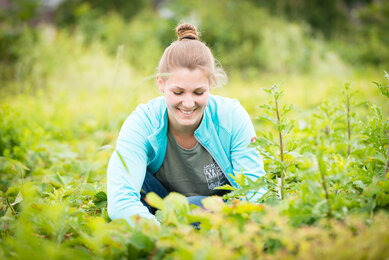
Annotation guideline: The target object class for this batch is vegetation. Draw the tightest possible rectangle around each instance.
[1,0,389,84]
[1,70,388,258]
[1,0,389,259]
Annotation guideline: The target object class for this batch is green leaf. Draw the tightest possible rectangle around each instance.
[11,192,23,206]
[97,144,114,151]
[214,184,237,191]
[373,73,389,98]
[145,192,165,211]
[231,172,247,187]
[202,196,224,212]
[129,230,155,251]
[258,115,277,125]
[164,192,189,212]
[56,172,73,186]
[281,104,294,116]
[258,104,274,112]
[93,191,107,208]
[0,156,30,171]
[93,191,107,202]
[116,150,130,174]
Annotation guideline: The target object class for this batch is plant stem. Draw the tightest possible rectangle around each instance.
[275,95,285,200]
[6,197,16,216]
[320,171,332,219]
[149,246,158,260]
[19,165,24,186]
[346,90,351,156]
[385,129,389,178]
[244,194,250,202]
[316,152,332,219]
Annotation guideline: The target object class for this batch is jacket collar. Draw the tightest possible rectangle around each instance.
[147,106,168,154]
[147,99,229,177]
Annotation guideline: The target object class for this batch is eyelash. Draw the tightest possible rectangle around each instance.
[173,92,204,95]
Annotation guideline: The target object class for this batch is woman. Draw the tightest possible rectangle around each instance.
[107,23,265,225]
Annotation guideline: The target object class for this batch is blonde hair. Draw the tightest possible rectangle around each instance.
[158,23,227,87]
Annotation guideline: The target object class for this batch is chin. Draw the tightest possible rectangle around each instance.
[177,119,198,127]
[169,109,203,129]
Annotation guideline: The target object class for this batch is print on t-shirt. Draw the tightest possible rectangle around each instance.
[203,161,227,190]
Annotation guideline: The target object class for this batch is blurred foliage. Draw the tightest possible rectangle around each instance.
[1,0,389,92]
[0,1,388,258]
[164,0,346,76]
[0,0,39,83]
[0,72,388,259]
[54,0,152,25]
[352,2,389,66]
[249,0,352,38]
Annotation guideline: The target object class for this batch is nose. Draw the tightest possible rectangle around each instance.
[181,94,195,108]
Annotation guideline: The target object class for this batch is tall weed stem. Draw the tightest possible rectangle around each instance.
[316,152,332,219]
[258,84,295,200]
[275,94,285,200]
[385,129,389,177]
[6,197,16,216]
[346,89,351,156]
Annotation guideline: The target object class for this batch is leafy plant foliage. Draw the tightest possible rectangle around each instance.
[0,74,388,259]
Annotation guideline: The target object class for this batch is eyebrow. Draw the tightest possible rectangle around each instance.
[172,86,208,90]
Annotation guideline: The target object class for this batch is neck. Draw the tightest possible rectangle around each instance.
[168,123,195,137]
[167,112,202,135]
[168,125,198,149]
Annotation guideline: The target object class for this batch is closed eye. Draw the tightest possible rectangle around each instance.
[173,92,183,95]
[194,92,204,95]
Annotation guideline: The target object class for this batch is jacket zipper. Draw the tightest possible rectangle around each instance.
[194,135,234,187]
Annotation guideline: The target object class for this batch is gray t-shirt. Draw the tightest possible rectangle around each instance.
[155,129,229,196]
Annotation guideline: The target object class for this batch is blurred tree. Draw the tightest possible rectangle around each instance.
[0,0,40,82]
[54,0,152,26]
[354,1,389,65]
[1,0,388,88]
[162,0,345,75]
[247,0,350,38]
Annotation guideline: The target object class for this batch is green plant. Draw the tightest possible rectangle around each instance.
[255,84,298,200]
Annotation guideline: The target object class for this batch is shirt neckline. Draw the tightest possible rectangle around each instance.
[167,129,200,152]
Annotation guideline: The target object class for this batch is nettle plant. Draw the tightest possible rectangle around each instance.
[371,71,389,177]
[308,83,363,219]
[214,85,300,204]
[217,76,388,226]
[254,85,300,201]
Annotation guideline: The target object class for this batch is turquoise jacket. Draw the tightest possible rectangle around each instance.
[107,95,265,224]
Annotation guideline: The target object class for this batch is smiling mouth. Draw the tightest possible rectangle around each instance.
[178,108,196,115]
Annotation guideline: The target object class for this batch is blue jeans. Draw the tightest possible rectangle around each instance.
[140,171,207,215]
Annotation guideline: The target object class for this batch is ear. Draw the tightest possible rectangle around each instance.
[156,76,165,93]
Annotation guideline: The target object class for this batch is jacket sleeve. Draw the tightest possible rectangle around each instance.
[107,106,159,226]
[230,102,266,202]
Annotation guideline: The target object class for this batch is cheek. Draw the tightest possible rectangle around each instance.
[198,95,209,107]
[165,94,179,107]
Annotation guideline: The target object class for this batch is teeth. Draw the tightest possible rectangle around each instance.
[180,109,195,114]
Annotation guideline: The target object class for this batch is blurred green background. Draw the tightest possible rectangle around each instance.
[1,0,388,117]
[1,2,389,258]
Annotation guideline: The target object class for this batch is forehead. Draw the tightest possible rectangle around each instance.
[165,68,209,87]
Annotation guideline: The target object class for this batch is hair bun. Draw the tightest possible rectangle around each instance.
[176,23,199,41]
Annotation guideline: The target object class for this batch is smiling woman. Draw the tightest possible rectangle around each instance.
[107,23,266,225]
[157,67,210,148]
